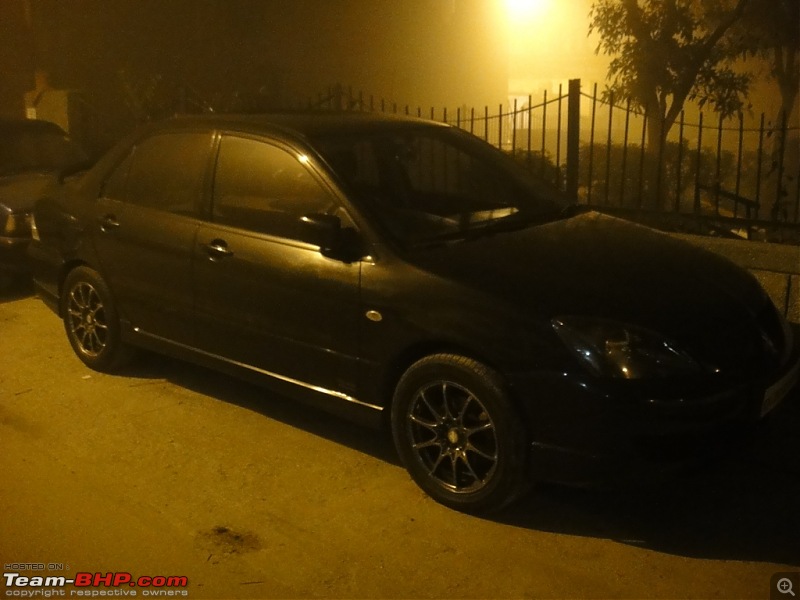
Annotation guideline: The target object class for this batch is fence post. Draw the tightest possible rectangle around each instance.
[512,98,518,152]
[604,91,614,205]
[498,103,503,150]
[527,94,533,169]
[566,79,581,202]
[587,83,597,206]
[755,113,765,219]
[676,111,685,213]
[693,112,704,216]
[773,110,788,220]
[620,98,632,206]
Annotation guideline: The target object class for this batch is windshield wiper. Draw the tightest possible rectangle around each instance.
[413,203,590,247]
[413,211,540,246]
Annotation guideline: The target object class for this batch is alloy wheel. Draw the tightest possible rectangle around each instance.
[406,380,499,494]
[66,281,109,358]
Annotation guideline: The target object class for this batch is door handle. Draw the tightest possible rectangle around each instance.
[205,239,233,259]
[98,214,120,232]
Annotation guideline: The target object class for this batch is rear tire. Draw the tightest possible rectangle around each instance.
[391,353,529,513]
[62,266,133,372]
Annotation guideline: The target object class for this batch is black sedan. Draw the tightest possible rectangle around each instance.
[28,113,800,512]
[0,118,88,279]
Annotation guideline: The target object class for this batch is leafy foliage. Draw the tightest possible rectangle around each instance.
[589,0,752,146]
[735,0,800,124]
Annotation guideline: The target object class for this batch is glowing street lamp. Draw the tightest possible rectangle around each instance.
[505,0,552,21]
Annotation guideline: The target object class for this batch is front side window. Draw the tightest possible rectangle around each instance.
[312,126,561,247]
[212,136,335,239]
[104,132,211,215]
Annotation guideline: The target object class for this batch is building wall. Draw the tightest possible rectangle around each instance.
[0,0,35,118]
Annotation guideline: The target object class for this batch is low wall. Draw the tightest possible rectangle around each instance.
[671,234,800,324]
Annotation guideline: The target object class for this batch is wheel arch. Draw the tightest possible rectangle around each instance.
[388,348,532,512]
[377,339,514,429]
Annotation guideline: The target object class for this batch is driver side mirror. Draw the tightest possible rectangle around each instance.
[301,213,362,262]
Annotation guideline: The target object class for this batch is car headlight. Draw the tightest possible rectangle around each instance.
[552,316,703,379]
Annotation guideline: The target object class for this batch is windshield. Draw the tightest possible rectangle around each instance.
[311,126,563,247]
[0,129,88,177]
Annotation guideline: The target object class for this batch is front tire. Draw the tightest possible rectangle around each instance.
[391,354,529,513]
[62,266,132,372]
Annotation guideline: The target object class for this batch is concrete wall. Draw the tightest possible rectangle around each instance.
[672,234,800,324]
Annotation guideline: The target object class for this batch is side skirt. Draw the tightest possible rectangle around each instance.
[123,326,386,429]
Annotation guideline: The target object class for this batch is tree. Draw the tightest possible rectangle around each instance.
[589,0,752,152]
[737,0,799,126]
[733,0,799,220]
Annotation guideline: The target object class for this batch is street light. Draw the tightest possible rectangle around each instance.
[505,0,551,21]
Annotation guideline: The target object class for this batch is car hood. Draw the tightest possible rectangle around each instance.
[409,211,778,369]
[0,171,60,213]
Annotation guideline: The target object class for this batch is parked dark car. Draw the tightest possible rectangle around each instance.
[29,113,799,512]
[0,118,89,278]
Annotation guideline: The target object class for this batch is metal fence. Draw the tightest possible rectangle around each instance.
[310,82,800,244]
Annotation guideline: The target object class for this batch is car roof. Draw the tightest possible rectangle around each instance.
[152,111,449,140]
[80,111,452,198]
[0,118,67,137]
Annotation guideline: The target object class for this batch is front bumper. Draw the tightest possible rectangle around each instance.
[513,323,800,486]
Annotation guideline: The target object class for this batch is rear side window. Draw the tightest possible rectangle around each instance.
[103,132,211,215]
[212,136,335,239]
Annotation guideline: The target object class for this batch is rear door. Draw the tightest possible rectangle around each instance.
[90,131,213,343]
[192,134,362,397]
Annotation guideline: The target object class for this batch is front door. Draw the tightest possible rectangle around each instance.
[192,135,362,397]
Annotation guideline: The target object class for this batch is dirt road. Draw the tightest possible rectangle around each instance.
[2,284,798,599]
